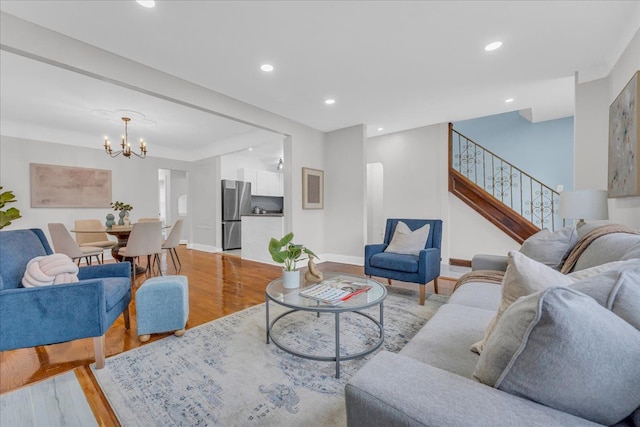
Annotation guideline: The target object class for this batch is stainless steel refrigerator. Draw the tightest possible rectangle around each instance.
[222,179,252,250]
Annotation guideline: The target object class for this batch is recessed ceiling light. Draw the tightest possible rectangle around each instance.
[260,64,274,72]
[377,127,384,131]
[136,0,155,8]
[484,41,502,51]
[324,99,336,105]
[505,98,514,103]
[248,147,253,151]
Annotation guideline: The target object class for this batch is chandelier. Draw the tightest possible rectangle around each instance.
[103,117,147,159]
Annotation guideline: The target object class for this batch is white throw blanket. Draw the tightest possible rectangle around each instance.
[22,254,79,287]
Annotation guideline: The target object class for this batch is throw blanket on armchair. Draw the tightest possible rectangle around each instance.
[22,254,79,287]
[560,224,640,274]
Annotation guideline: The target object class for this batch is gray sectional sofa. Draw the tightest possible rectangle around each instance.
[345,224,640,426]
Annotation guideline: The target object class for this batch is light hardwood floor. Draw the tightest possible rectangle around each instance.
[0,246,457,426]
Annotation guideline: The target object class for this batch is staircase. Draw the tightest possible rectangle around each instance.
[448,123,561,244]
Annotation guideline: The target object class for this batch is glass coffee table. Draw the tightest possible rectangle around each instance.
[265,272,387,378]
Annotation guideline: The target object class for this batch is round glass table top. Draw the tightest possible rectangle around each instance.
[266,272,386,312]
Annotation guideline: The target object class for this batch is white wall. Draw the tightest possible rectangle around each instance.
[324,125,367,262]
[169,169,189,241]
[366,123,520,262]
[366,163,384,244]
[188,156,218,251]
[288,133,326,255]
[0,135,192,243]
[448,195,520,260]
[575,28,640,229]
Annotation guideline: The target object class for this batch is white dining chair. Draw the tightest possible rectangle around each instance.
[74,219,116,263]
[118,221,162,288]
[48,223,103,266]
[162,219,184,271]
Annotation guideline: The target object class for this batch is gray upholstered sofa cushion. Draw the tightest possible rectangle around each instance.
[446,281,501,311]
[473,287,640,425]
[400,303,493,378]
[346,351,601,427]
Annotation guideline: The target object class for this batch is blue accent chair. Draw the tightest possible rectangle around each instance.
[365,219,442,305]
[0,228,131,369]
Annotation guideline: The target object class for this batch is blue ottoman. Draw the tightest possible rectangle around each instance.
[136,275,189,342]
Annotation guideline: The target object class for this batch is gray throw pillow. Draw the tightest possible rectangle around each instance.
[519,226,577,270]
[473,287,640,425]
[569,259,640,331]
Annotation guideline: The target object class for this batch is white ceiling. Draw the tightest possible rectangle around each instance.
[1,1,639,160]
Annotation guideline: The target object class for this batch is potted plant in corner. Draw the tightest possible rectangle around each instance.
[269,232,317,289]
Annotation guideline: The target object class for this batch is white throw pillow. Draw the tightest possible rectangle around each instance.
[384,221,430,256]
[469,251,625,354]
[22,254,79,287]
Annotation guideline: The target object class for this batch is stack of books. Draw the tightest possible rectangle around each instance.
[299,277,371,305]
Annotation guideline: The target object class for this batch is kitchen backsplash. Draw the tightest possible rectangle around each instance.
[251,195,283,213]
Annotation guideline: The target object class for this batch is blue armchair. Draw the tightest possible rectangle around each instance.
[365,219,442,305]
[0,228,131,368]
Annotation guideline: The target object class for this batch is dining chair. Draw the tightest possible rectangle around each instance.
[48,223,103,266]
[74,219,116,263]
[162,219,184,271]
[118,221,163,288]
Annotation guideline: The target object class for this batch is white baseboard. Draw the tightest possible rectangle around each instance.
[187,243,221,253]
[179,239,189,245]
[317,254,364,266]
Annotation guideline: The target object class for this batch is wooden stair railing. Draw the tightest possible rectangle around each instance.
[448,123,561,244]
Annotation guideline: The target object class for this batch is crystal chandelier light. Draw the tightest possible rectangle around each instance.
[103,117,147,159]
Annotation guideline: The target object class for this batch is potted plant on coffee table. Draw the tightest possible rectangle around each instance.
[268,232,317,289]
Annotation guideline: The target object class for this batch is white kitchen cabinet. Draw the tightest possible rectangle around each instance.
[256,170,282,196]
[237,168,257,195]
[240,168,283,196]
[241,215,285,263]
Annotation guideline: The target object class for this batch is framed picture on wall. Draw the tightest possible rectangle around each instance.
[302,167,324,209]
[608,70,640,198]
[30,163,112,208]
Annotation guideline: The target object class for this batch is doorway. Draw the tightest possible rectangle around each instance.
[366,163,384,244]
[158,168,189,242]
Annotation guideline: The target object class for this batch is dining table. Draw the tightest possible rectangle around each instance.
[71,224,170,274]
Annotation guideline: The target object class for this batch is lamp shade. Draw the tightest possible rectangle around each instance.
[559,190,609,220]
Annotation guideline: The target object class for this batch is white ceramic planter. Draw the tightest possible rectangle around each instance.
[282,269,300,289]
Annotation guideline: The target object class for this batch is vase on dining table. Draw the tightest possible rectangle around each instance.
[105,213,115,229]
[118,210,127,225]
[123,211,131,226]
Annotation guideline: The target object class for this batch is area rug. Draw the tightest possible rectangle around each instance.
[92,289,447,426]
[0,371,97,427]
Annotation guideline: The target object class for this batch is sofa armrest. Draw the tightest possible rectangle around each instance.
[78,262,131,280]
[345,351,601,427]
[0,280,107,351]
[471,254,508,272]
[364,244,387,269]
